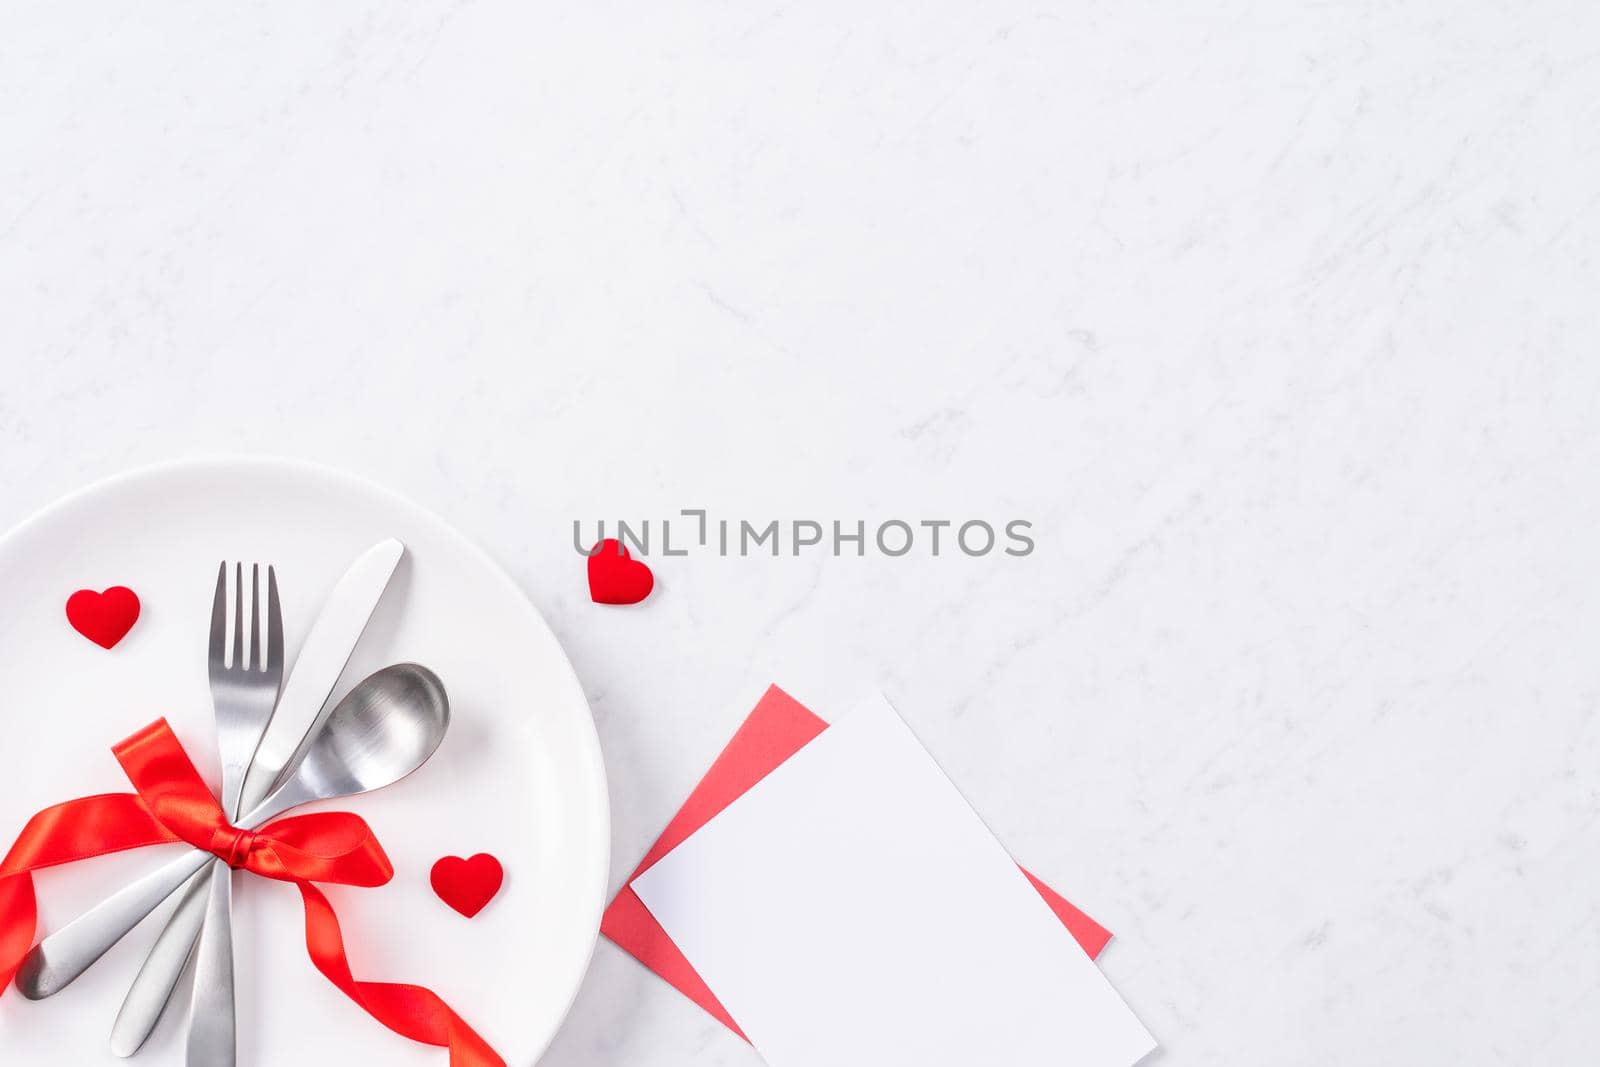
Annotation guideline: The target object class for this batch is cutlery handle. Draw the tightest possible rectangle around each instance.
[14,847,212,999]
[110,867,212,1058]
[186,864,236,1067]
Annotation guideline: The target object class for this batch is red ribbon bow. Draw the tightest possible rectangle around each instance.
[0,720,503,1067]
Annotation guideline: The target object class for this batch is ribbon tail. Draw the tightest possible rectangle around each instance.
[0,788,184,996]
[0,873,37,991]
[297,883,505,1067]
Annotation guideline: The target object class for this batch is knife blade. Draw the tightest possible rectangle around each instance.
[236,537,405,811]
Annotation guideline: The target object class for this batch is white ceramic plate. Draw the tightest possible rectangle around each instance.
[0,458,609,1066]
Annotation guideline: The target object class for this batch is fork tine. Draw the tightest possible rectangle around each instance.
[232,563,243,670]
[266,565,284,674]
[209,562,228,666]
[249,564,262,672]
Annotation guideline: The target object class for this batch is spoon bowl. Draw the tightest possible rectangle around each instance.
[252,663,449,821]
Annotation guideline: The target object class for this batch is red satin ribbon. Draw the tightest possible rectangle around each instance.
[0,720,504,1067]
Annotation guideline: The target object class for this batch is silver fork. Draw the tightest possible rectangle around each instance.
[128,564,282,1064]
[210,562,285,837]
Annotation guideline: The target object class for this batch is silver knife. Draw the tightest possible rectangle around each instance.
[238,537,407,812]
[107,538,406,1058]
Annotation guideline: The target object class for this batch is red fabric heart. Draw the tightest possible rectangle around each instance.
[430,854,505,918]
[65,586,142,649]
[587,538,655,605]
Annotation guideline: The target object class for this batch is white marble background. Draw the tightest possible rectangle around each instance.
[3,2,1599,1064]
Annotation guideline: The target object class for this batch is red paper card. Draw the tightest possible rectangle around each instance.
[601,685,1112,1040]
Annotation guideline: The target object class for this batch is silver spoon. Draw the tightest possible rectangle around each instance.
[15,663,449,1001]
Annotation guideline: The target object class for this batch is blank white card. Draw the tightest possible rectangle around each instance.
[633,693,1157,1067]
